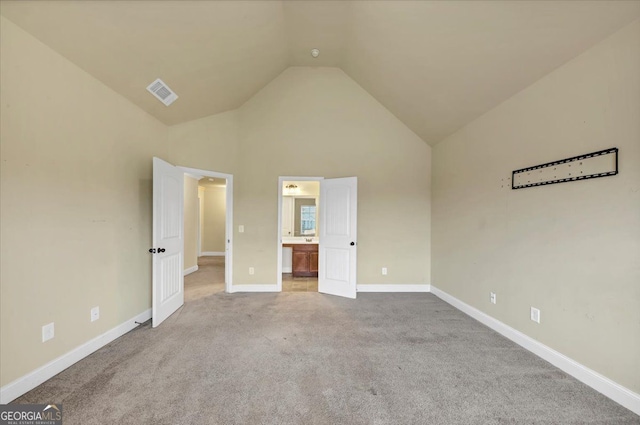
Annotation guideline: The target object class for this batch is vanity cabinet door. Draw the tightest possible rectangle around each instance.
[292,251,310,275]
[309,252,319,273]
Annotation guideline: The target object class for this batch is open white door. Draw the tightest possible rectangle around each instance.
[319,177,357,298]
[152,157,184,327]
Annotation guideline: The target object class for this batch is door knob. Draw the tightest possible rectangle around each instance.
[350,242,355,246]
[158,248,166,253]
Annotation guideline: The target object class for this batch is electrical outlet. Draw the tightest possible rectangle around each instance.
[381,267,388,275]
[91,306,100,322]
[490,292,496,304]
[42,322,54,342]
[249,267,254,275]
[530,307,541,324]
[239,225,245,233]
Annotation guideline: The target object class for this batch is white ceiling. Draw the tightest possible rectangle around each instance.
[198,177,226,188]
[2,1,639,145]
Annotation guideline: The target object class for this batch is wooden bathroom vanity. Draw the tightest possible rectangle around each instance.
[283,243,318,277]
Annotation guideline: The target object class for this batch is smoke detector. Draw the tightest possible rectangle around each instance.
[146,78,178,106]
[311,48,320,58]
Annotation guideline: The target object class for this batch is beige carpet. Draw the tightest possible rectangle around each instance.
[184,256,225,302]
[12,263,639,424]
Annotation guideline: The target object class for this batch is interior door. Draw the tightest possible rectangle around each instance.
[318,177,357,298]
[152,157,184,327]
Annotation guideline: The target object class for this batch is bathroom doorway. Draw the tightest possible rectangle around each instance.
[277,177,322,292]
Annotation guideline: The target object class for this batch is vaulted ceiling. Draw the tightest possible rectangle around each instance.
[2,1,639,145]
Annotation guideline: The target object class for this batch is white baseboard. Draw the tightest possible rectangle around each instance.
[229,284,279,293]
[0,309,152,404]
[357,284,430,292]
[183,265,198,276]
[200,252,224,257]
[429,285,640,416]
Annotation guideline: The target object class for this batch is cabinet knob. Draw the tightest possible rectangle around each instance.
[350,242,355,246]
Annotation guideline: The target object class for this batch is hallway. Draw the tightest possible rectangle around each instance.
[184,256,225,301]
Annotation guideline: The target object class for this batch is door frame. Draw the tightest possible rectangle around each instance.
[197,195,202,257]
[276,176,323,292]
[179,166,234,293]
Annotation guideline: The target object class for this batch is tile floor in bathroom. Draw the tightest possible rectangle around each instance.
[282,274,318,292]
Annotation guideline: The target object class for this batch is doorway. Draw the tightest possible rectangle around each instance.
[179,166,233,296]
[152,158,234,327]
[277,177,322,292]
[276,176,358,297]
[183,174,228,301]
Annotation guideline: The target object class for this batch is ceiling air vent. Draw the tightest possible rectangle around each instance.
[146,78,178,106]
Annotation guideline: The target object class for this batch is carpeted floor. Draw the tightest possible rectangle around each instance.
[13,259,639,424]
[184,256,226,302]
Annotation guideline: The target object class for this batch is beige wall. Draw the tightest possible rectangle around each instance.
[0,17,168,386]
[166,110,239,175]
[11,7,635,404]
[234,67,431,285]
[168,67,431,286]
[183,176,199,271]
[432,20,640,393]
[201,186,226,253]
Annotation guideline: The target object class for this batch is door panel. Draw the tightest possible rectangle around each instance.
[319,177,357,298]
[152,157,184,327]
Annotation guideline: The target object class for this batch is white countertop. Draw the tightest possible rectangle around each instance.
[282,237,319,244]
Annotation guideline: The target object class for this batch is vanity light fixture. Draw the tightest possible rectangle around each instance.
[285,184,299,195]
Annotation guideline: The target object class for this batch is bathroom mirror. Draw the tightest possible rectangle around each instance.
[282,196,318,237]
[294,198,316,236]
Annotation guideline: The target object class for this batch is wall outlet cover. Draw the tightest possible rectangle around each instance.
[382,267,388,275]
[91,306,100,322]
[42,323,54,342]
[530,307,541,324]
[490,292,497,304]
